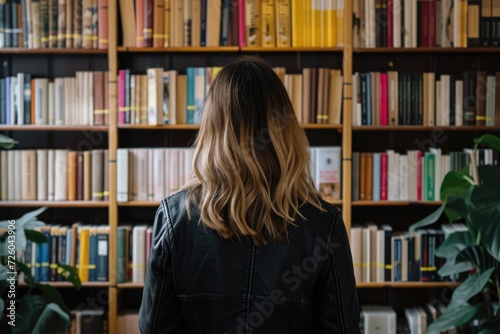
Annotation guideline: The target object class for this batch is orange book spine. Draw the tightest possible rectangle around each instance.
[152,0,164,47]
[136,0,145,46]
[98,0,108,49]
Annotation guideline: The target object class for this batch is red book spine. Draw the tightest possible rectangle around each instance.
[118,70,126,124]
[420,1,429,47]
[428,0,436,47]
[238,0,245,47]
[416,151,422,201]
[387,0,394,48]
[380,73,389,125]
[380,153,388,200]
[143,0,154,46]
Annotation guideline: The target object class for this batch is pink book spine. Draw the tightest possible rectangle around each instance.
[416,151,422,201]
[380,153,388,200]
[118,70,126,124]
[238,0,245,47]
[380,73,388,125]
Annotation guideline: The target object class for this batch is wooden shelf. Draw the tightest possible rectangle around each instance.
[353,47,500,53]
[0,48,108,54]
[241,47,344,52]
[0,125,108,131]
[353,125,500,131]
[352,201,442,206]
[117,283,145,289]
[118,201,159,207]
[0,201,109,208]
[118,46,239,52]
[357,282,461,288]
[118,124,200,130]
[18,282,110,288]
[118,124,341,130]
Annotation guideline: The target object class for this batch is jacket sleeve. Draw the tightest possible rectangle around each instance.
[139,204,183,334]
[312,211,360,334]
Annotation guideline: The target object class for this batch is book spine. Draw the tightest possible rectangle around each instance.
[143,0,153,46]
[220,0,230,45]
[73,0,82,47]
[96,229,109,281]
[380,73,388,125]
[200,0,206,46]
[467,0,481,46]
[118,70,125,124]
[98,0,108,49]
[380,153,388,200]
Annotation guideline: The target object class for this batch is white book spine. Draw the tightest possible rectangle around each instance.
[169,70,177,125]
[184,148,194,184]
[47,149,55,201]
[54,78,64,125]
[48,81,55,125]
[116,148,129,202]
[148,148,155,202]
[88,72,94,126]
[314,146,341,199]
[13,150,21,200]
[153,148,165,201]
[393,0,401,47]
[54,150,68,201]
[362,227,371,282]
[16,73,24,125]
[7,151,15,200]
[376,229,385,282]
[132,227,147,283]
[137,149,149,201]
[37,149,48,200]
[147,68,163,125]
[10,77,17,125]
[0,151,7,200]
[404,0,411,47]
[399,154,409,201]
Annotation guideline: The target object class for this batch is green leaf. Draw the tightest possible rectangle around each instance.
[477,165,500,200]
[474,134,500,151]
[444,196,467,222]
[0,263,9,282]
[57,263,82,290]
[427,303,483,334]
[14,260,35,285]
[409,204,445,235]
[28,303,70,334]
[0,207,47,252]
[24,229,48,244]
[37,284,71,314]
[440,171,473,202]
[14,296,70,334]
[450,267,495,306]
[0,134,18,149]
[0,298,4,316]
[455,246,496,272]
[435,231,475,259]
[437,260,474,277]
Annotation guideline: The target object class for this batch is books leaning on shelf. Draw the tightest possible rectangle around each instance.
[352,147,499,202]
[118,0,345,48]
[353,0,500,48]
[0,149,109,201]
[0,71,110,126]
[0,0,109,49]
[118,66,342,125]
[20,224,110,283]
[350,223,468,284]
[116,146,341,203]
[352,71,500,127]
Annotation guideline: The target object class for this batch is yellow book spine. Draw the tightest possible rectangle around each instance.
[261,0,276,47]
[245,0,261,46]
[303,0,312,47]
[78,228,90,282]
[311,0,322,47]
[325,0,337,47]
[291,0,303,46]
[336,0,344,47]
[212,67,223,78]
[275,0,290,47]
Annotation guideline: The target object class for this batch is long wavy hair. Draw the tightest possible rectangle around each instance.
[185,56,323,246]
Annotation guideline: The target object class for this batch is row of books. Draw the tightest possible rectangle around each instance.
[353,0,500,48]
[116,146,342,203]
[0,71,110,126]
[21,224,110,283]
[0,149,109,201]
[120,0,345,48]
[351,223,468,284]
[352,148,499,202]
[352,71,500,127]
[0,0,108,49]
[116,224,152,283]
[119,66,343,125]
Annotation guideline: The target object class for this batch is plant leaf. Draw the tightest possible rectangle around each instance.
[474,134,500,151]
[438,260,474,277]
[427,303,483,334]
[0,263,9,282]
[456,246,496,272]
[14,260,35,285]
[440,171,472,202]
[0,134,18,149]
[24,229,49,244]
[444,196,468,222]
[450,267,495,307]
[0,207,47,252]
[37,284,71,314]
[57,263,82,290]
[477,165,500,201]
[409,204,445,235]
[0,299,3,317]
[435,231,475,259]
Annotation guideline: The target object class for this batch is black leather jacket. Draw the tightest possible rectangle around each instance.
[139,190,360,333]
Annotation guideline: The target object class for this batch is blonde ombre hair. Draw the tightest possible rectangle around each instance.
[185,56,324,246]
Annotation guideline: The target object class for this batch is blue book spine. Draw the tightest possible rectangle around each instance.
[220,0,231,46]
[372,153,381,201]
[394,238,401,282]
[200,0,207,46]
[23,74,31,124]
[194,67,206,124]
[89,230,97,281]
[40,229,51,281]
[66,229,72,268]
[35,242,42,281]
[186,67,195,124]
[366,73,372,126]
[96,231,109,281]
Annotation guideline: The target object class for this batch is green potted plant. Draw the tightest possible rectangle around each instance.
[409,134,500,334]
[0,134,81,333]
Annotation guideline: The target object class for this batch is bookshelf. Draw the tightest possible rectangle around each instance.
[1,0,500,333]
